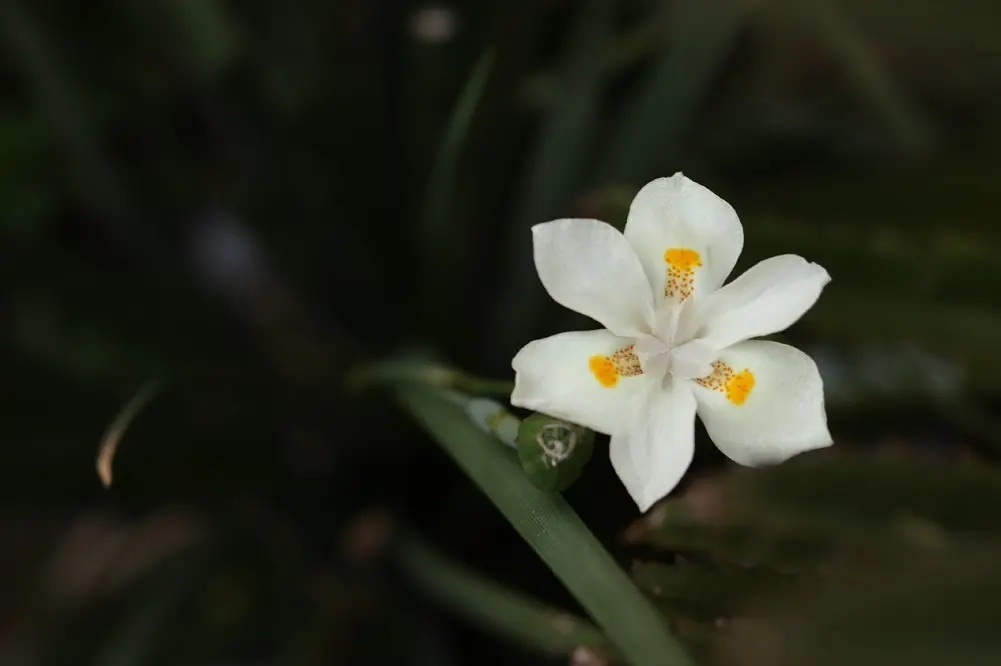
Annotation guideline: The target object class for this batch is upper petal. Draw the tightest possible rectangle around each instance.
[609,376,697,512]
[695,255,831,350]
[533,219,655,337]
[511,329,653,435]
[623,174,743,304]
[692,340,832,466]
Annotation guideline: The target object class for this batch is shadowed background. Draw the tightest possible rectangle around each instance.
[2,0,1001,664]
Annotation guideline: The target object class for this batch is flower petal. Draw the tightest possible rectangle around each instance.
[693,340,832,466]
[610,377,697,512]
[695,255,830,350]
[624,174,743,303]
[511,329,653,435]
[533,219,655,337]
[669,339,715,379]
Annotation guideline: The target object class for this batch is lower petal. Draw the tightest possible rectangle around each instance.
[692,340,832,466]
[511,330,651,435]
[609,377,696,512]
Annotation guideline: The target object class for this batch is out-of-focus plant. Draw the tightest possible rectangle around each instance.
[4,0,1001,664]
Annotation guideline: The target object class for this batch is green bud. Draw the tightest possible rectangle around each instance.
[516,413,594,492]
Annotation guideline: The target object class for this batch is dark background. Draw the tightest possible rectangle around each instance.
[2,0,1001,664]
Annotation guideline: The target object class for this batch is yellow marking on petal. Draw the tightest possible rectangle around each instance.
[589,344,643,388]
[663,247,702,301]
[663,248,702,270]
[589,355,618,387]
[725,369,755,405]
[695,361,755,406]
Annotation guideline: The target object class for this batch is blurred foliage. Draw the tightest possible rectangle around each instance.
[3,0,1001,664]
[624,448,1001,665]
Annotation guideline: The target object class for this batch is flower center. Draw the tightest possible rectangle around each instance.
[694,360,756,405]
[663,247,702,300]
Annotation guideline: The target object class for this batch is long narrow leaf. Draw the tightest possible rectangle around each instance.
[600,0,746,184]
[395,532,606,656]
[484,0,613,352]
[396,385,695,666]
[419,51,495,318]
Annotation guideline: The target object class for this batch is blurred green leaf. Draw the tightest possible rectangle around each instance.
[599,0,746,184]
[626,498,828,571]
[718,451,1001,538]
[632,559,794,621]
[627,450,1001,577]
[840,0,1001,55]
[806,291,1001,382]
[97,380,165,488]
[0,1,168,269]
[160,0,241,78]
[485,0,613,349]
[0,111,57,237]
[779,0,936,155]
[38,539,212,666]
[419,51,495,324]
[714,544,1001,666]
[395,532,606,657]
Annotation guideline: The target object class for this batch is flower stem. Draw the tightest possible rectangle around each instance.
[395,383,696,666]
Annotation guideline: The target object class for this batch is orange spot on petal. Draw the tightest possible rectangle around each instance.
[725,369,755,405]
[589,355,619,387]
[663,248,703,271]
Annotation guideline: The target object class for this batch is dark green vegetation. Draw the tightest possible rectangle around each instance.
[3,0,1001,664]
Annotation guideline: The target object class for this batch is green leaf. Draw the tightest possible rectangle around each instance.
[599,0,746,184]
[96,379,166,487]
[796,0,935,155]
[714,545,1001,666]
[484,0,613,350]
[419,51,495,323]
[395,533,606,657]
[632,560,795,621]
[395,384,695,666]
[720,451,1001,538]
[159,0,242,79]
[629,451,1001,568]
[626,498,829,571]
[516,413,595,492]
[0,1,169,270]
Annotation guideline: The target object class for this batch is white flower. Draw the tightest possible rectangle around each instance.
[510,173,833,512]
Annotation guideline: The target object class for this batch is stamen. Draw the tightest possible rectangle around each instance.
[611,345,643,376]
[589,344,643,387]
[663,248,702,300]
[695,360,755,405]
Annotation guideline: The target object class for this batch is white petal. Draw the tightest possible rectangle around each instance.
[669,340,715,379]
[532,219,655,337]
[511,329,653,435]
[632,334,671,378]
[610,377,697,512]
[693,341,832,466]
[696,255,830,350]
[623,173,743,302]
